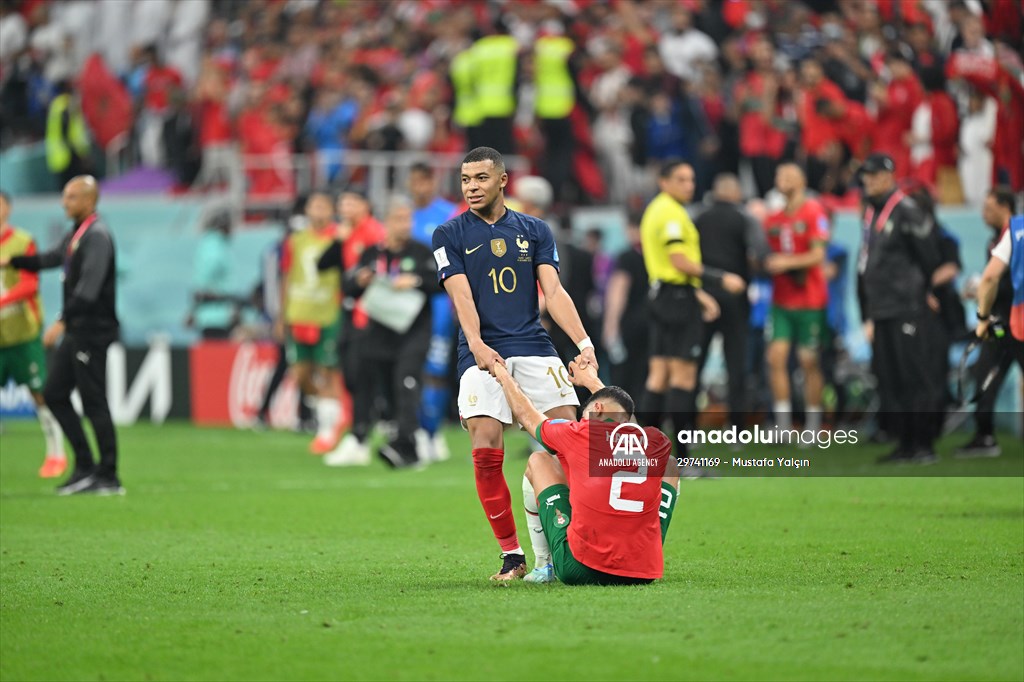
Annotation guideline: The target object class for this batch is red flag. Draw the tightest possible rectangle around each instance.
[77,54,133,149]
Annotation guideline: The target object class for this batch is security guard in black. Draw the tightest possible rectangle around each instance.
[858,154,942,461]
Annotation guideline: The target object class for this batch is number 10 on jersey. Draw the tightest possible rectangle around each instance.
[487,267,517,294]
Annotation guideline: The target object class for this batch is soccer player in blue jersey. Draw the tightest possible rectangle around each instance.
[432,147,597,581]
[408,162,458,462]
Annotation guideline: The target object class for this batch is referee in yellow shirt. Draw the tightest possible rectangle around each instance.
[639,160,745,441]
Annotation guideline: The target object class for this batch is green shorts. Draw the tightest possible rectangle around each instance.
[768,307,827,350]
[0,336,47,392]
[285,320,341,368]
[537,484,656,586]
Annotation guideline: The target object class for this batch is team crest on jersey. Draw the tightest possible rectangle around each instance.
[794,221,806,234]
[491,238,507,257]
[468,393,478,407]
[516,235,531,262]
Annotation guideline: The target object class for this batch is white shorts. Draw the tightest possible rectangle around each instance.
[458,356,580,426]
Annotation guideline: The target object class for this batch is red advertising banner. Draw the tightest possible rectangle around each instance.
[189,341,299,428]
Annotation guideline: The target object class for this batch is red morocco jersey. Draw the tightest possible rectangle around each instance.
[764,199,830,310]
[538,419,672,580]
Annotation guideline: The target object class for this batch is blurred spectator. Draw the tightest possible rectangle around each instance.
[693,174,765,428]
[870,50,923,180]
[407,162,456,462]
[449,37,481,150]
[45,79,91,185]
[192,62,235,191]
[0,1,27,65]
[906,21,944,78]
[908,69,960,203]
[534,24,580,203]
[592,95,633,206]
[304,87,357,185]
[797,57,845,194]
[130,0,173,60]
[472,22,518,155]
[165,0,210,86]
[602,213,649,403]
[162,86,200,188]
[589,224,610,299]
[187,212,236,340]
[364,92,406,153]
[646,91,687,165]
[137,45,184,168]
[958,88,997,207]
[657,6,717,83]
[822,240,850,420]
[820,23,872,103]
[734,35,787,197]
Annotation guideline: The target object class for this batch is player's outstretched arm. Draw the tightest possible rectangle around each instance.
[975,252,1008,339]
[4,241,64,271]
[444,273,505,372]
[567,359,604,393]
[537,264,598,369]
[493,362,546,435]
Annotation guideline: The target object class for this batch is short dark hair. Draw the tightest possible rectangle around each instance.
[989,185,1018,213]
[409,161,434,177]
[659,159,690,179]
[462,147,505,174]
[0,190,9,204]
[582,386,635,417]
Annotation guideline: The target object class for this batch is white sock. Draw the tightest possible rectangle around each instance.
[37,406,65,459]
[774,401,792,430]
[805,406,822,432]
[522,474,551,567]
[315,398,340,438]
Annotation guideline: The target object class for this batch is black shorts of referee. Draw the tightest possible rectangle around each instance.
[648,282,704,362]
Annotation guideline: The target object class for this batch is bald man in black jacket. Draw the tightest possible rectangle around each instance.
[4,176,122,495]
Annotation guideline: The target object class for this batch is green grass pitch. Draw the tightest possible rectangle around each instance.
[1,421,1022,681]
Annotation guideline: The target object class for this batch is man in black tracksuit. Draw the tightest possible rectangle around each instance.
[857,154,944,463]
[693,174,769,427]
[342,196,439,467]
[4,176,122,494]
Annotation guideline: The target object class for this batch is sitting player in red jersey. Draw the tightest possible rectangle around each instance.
[493,359,680,585]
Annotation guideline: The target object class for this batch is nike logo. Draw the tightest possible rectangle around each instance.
[75,351,90,365]
[488,510,507,520]
[559,389,573,397]
[465,245,483,255]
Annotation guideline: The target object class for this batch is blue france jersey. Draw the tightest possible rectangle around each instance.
[412,197,457,247]
[432,208,560,375]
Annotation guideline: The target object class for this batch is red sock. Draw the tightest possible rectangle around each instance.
[337,386,353,432]
[472,448,519,552]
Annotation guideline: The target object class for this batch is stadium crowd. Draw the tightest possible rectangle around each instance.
[1,0,1022,207]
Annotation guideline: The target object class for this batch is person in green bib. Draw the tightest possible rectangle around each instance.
[278,192,348,455]
[0,191,67,478]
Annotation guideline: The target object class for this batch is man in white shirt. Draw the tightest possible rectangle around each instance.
[657,7,717,83]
